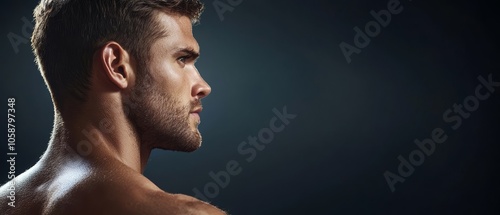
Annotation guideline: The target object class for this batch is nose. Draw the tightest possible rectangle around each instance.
[192,75,211,100]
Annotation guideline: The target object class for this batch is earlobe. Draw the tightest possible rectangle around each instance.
[100,42,134,90]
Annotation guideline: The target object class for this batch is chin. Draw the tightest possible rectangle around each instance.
[157,130,203,152]
[156,141,200,152]
[173,140,202,152]
[182,144,201,152]
[183,133,202,152]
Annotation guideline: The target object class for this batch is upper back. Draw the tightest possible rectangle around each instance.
[0,159,226,215]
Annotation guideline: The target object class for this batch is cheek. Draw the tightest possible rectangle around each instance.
[154,62,191,97]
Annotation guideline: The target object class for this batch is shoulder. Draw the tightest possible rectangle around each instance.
[131,191,228,215]
[94,165,228,214]
[48,169,226,215]
[107,186,228,215]
[83,186,227,215]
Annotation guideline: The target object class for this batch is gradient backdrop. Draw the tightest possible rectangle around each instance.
[1,0,500,214]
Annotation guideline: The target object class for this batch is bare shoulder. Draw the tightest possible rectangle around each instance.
[0,159,227,215]
[115,171,227,214]
[46,168,227,215]
[140,191,228,215]
[105,188,228,215]
[95,165,228,215]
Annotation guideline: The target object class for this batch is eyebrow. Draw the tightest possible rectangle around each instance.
[174,47,200,59]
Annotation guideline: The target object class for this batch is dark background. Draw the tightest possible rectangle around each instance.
[1,0,500,214]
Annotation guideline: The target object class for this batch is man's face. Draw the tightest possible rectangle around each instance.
[128,12,211,152]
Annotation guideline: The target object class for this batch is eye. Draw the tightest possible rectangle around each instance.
[177,55,193,64]
[178,56,187,63]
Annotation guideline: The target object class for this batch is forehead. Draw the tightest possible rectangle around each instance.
[153,11,199,52]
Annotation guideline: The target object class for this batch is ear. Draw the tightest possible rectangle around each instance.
[99,42,135,90]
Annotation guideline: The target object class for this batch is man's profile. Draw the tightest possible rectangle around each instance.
[0,0,226,214]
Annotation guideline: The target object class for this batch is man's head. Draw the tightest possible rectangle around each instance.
[32,0,211,151]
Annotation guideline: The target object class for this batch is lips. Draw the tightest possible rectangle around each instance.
[190,107,202,114]
[190,107,202,123]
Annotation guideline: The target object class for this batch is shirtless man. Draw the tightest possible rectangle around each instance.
[0,0,226,214]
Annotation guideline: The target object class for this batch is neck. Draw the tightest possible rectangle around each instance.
[42,99,151,174]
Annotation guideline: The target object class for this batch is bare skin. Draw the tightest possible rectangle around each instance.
[0,12,226,215]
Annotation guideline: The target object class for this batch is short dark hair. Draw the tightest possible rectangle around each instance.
[32,0,204,110]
